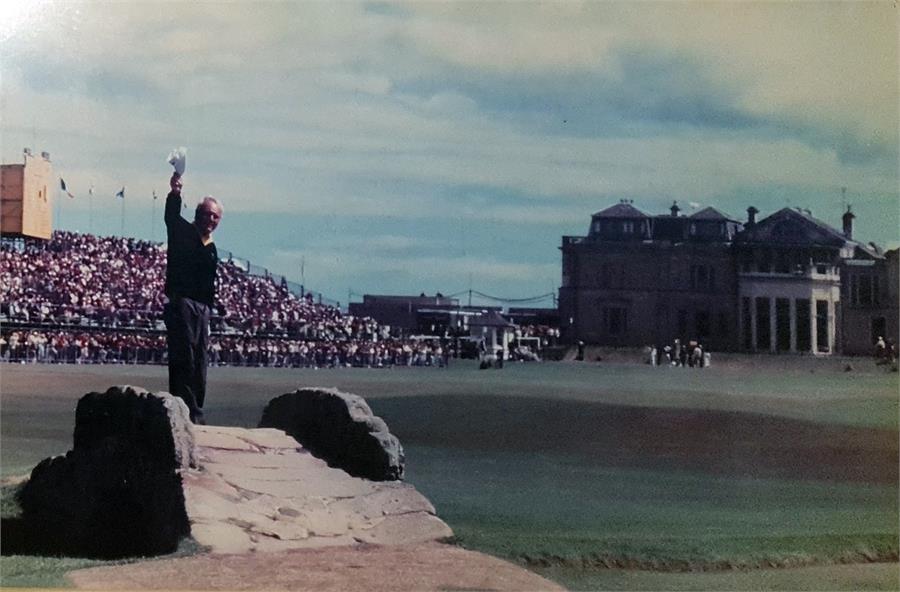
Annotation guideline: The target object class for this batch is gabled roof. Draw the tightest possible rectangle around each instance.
[469,310,516,328]
[853,242,884,260]
[736,207,848,247]
[592,203,649,219]
[688,206,738,222]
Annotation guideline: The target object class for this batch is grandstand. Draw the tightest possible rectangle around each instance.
[0,231,546,367]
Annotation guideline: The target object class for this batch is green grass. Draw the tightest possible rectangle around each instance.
[404,446,898,567]
[535,563,900,591]
[1,554,116,588]
[1,361,897,589]
[0,541,205,588]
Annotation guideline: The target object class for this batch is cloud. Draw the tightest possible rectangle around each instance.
[399,2,897,145]
[1,1,896,300]
[268,245,559,298]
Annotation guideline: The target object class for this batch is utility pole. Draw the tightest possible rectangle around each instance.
[88,185,94,235]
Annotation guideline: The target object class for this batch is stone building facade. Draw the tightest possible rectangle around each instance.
[841,247,898,355]
[559,201,897,355]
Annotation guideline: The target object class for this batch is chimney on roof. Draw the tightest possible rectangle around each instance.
[842,205,855,239]
[670,201,680,217]
[747,206,758,226]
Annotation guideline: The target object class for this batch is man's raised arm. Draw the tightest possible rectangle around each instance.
[165,173,183,225]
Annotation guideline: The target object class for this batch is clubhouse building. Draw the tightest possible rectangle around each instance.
[559,201,897,355]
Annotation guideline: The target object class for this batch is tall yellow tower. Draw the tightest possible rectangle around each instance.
[0,149,54,240]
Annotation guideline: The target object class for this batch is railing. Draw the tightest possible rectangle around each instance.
[1,344,167,365]
[562,236,586,246]
[738,264,840,280]
[218,249,341,309]
[0,334,463,368]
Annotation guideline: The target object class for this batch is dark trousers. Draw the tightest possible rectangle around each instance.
[164,298,209,423]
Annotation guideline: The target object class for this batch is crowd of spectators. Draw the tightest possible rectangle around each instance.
[0,330,458,369]
[1,231,382,341]
[2,231,551,368]
[1,329,167,365]
[2,232,165,328]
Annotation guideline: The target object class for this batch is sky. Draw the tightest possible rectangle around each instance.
[2,1,898,308]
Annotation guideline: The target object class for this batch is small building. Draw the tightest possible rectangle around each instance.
[1,149,54,240]
[506,307,559,328]
[468,309,517,360]
[348,294,459,333]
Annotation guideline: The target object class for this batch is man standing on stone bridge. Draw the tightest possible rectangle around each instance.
[163,168,223,424]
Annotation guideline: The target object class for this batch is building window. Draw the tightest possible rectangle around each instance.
[755,297,770,350]
[776,298,791,351]
[562,259,575,287]
[602,307,628,335]
[796,299,811,352]
[695,311,710,338]
[741,298,752,349]
[872,317,886,344]
[599,263,625,289]
[622,221,634,234]
[816,300,829,352]
[758,251,771,273]
[689,223,697,236]
[689,265,715,291]
[691,265,706,290]
[775,250,790,274]
[850,274,878,306]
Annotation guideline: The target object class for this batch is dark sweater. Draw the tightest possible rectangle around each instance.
[164,191,217,306]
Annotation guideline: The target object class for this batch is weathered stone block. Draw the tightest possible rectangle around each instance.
[18,385,196,557]
[259,387,404,481]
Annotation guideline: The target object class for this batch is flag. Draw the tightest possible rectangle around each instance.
[116,187,125,200]
[152,190,158,200]
[60,178,74,199]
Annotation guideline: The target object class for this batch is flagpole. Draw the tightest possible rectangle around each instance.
[56,186,62,230]
[120,196,125,237]
[89,186,94,235]
[151,191,156,242]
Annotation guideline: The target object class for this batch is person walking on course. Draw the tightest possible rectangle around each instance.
[164,172,223,424]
